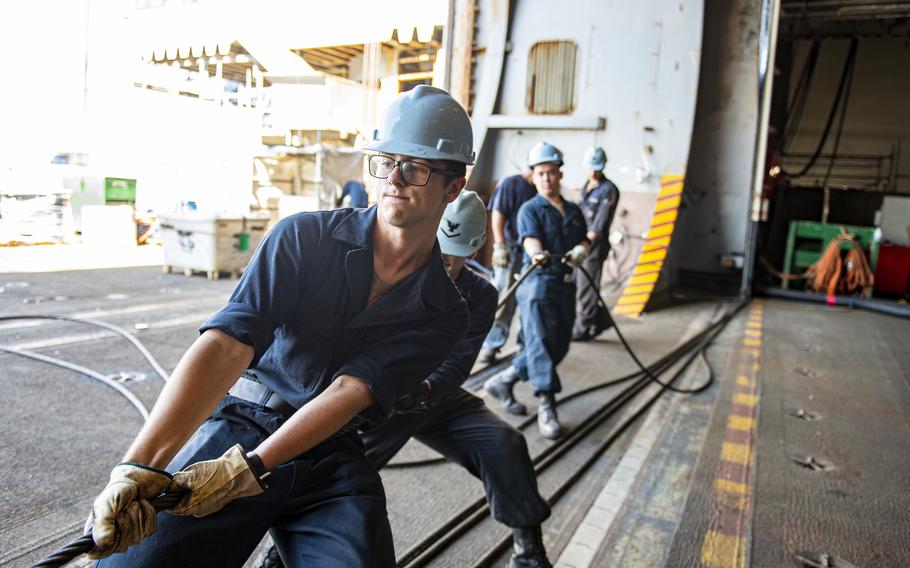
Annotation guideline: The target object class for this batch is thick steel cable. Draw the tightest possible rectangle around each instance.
[396,301,743,566]
[404,312,735,568]
[0,315,171,382]
[0,345,150,420]
[29,492,184,568]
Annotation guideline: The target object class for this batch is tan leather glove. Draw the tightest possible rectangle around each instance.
[492,243,511,268]
[168,444,266,518]
[86,463,173,559]
[564,244,589,267]
[531,251,550,268]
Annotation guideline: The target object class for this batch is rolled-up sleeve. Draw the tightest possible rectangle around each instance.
[334,300,469,424]
[200,216,310,366]
[517,200,543,243]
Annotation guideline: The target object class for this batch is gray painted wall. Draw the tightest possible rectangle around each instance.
[670,0,762,283]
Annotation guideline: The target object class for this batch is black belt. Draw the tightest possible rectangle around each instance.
[228,375,365,439]
[228,376,297,419]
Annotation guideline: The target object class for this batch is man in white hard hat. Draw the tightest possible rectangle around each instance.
[485,142,589,440]
[86,85,472,567]
[573,146,620,341]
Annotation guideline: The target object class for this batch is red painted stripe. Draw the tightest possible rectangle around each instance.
[735,384,757,395]
[660,178,685,187]
[724,429,754,446]
[716,460,751,485]
[730,403,757,419]
[708,505,751,538]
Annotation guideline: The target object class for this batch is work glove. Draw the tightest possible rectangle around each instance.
[531,251,550,268]
[564,244,589,267]
[395,380,432,413]
[168,444,266,518]
[85,462,173,559]
[492,244,511,268]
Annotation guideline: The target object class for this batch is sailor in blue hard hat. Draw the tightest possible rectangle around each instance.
[485,141,590,440]
[84,85,473,567]
[573,145,620,341]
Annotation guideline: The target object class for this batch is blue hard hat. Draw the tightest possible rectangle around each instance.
[583,146,607,171]
[364,85,475,165]
[527,142,564,168]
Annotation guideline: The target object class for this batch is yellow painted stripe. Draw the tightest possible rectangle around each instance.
[660,177,685,189]
[700,531,746,568]
[727,415,756,432]
[645,235,672,247]
[732,393,758,407]
[613,306,644,317]
[642,242,668,253]
[618,293,651,305]
[624,284,655,296]
[735,375,753,387]
[633,263,662,275]
[638,250,668,264]
[720,442,751,465]
[628,273,659,286]
[654,195,682,212]
[651,209,679,226]
[715,479,751,496]
[742,338,761,347]
[746,321,761,329]
[646,223,675,238]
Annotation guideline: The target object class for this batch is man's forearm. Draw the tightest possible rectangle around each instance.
[491,211,507,244]
[123,329,254,468]
[254,375,376,470]
[524,237,544,257]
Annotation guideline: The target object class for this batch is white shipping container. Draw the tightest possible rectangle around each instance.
[159,212,269,279]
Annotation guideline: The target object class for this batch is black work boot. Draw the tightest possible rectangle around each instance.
[509,526,552,568]
[478,348,498,365]
[537,393,563,439]
[484,369,527,415]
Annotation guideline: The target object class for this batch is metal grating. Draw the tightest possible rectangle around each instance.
[526,40,578,114]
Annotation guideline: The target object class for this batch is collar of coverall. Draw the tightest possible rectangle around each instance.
[330,205,465,314]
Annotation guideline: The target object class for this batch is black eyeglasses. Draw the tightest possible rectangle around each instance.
[368,155,461,187]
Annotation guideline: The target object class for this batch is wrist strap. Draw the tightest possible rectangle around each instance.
[244,451,271,482]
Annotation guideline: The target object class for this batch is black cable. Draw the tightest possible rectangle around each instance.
[781,40,821,152]
[572,261,712,394]
[396,297,744,567]
[782,39,858,178]
[30,492,185,568]
[819,38,858,189]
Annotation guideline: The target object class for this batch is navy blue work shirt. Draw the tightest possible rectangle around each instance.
[337,180,369,209]
[201,206,469,425]
[424,266,497,401]
[579,177,620,237]
[517,194,588,280]
[488,174,537,248]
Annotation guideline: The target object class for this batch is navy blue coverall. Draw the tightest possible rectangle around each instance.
[574,177,620,338]
[361,267,551,529]
[96,207,468,568]
[512,194,588,395]
[482,174,537,353]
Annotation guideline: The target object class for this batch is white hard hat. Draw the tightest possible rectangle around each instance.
[438,190,487,257]
[527,141,564,168]
[364,85,475,165]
